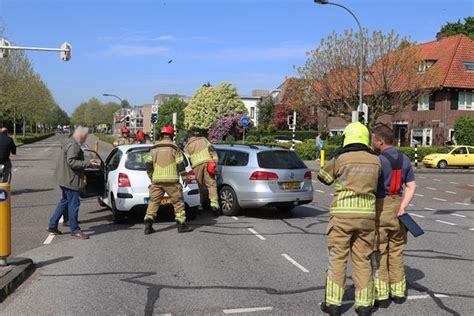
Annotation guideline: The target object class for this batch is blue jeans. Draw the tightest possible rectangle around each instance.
[49,186,81,233]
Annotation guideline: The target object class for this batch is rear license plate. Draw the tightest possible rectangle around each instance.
[144,197,172,205]
[282,182,301,190]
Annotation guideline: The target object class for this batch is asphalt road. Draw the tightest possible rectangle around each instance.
[2,134,473,315]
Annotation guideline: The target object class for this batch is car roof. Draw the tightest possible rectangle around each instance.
[213,143,290,152]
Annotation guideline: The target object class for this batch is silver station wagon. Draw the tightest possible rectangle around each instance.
[213,144,314,216]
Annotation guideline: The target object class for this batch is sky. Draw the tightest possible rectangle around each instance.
[1,0,473,114]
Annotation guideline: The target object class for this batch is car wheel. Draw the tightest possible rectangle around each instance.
[462,166,470,169]
[186,205,198,220]
[437,160,447,169]
[277,206,295,212]
[219,186,240,216]
[110,195,126,224]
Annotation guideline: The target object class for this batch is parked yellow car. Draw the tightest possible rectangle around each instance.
[422,146,474,169]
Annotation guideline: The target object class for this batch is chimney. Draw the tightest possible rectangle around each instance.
[436,31,447,41]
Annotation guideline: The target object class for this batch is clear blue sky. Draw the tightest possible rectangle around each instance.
[1,0,472,114]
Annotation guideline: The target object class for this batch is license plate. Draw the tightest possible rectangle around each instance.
[282,182,300,190]
[144,197,172,205]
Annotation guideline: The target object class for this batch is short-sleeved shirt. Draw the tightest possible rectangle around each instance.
[376,147,415,198]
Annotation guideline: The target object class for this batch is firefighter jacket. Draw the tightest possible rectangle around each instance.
[145,139,186,183]
[318,146,381,219]
[184,136,218,168]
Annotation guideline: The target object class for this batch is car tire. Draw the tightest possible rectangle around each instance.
[98,196,108,208]
[186,205,198,220]
[437,160,447,169]
[277,206,295,212]
[219,186,240,216]
[110,194,126,224]
[463,166,470,169]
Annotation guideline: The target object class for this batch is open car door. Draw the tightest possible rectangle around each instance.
[81,149,106,198]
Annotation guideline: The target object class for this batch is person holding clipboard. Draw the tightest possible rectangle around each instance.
[371,124,417,308]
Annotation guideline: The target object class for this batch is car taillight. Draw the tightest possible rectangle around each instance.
[187,170,197,184]
[249,171,279,180]
[118,172,131,187]
[304,171,312,180]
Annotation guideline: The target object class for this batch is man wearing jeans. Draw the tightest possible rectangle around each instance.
[0,128,16,184]
[47,126,99,239]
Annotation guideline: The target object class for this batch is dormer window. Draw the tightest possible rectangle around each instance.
[464,62,474,71]
[418,60,436,73]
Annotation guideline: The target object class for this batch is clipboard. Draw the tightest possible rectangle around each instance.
[399,213,424,237]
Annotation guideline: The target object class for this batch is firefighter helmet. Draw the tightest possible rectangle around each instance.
[342,122,369,147]
[160,125,174,135]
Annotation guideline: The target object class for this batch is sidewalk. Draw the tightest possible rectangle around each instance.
[0,258,34,302]
[86,134,114,159]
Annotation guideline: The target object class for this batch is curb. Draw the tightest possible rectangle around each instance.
[0,258,35,302]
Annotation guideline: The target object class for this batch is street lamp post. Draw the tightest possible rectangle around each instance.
[314,0,364,122]
[102,93,123,104]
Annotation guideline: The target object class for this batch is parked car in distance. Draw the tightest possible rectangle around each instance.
[422,145,474,169]
[213,144,313,216]
[274,135,302,144]
[81,145,200,223]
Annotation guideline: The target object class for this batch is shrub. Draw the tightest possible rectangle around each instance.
[454,116,474,145]
[295,140,316,160]
[245,135,258,142]
[15,133,55,145]
[261,136,274,144]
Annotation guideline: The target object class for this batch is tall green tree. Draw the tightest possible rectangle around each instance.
[440,17,474,40]
[156,97,187,130]
[184,83,247,130]
[257,96,276,127]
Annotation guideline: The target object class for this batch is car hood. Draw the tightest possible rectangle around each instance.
[424,154,443,160]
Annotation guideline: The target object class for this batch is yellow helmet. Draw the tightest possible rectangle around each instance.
[343,122,369,147]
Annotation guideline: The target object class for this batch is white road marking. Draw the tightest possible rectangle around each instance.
[248,228,266,241]
[59,216,64,224]
[281,254,309,273]
[13,168,18,172]
[470,228,474,231]
[415,193,424,197]
[445,191,456,194]
[408,294,449,300]
[433,197,447,202]
[223,307,273,314]
[315,189,325,193]
[450,213,466,218]
[409,213,424,218]
[468,184,474,187]
[408,204,415,207]
[436,220,456,226]
[449,181,458,185]
[424,207,436,211]
[43,233,55,244]
[232,216,239,220]
[433,179,441,182]
[455,202,470,206]
[330,193,334,196]
[426,187,437,190]
[418,176,426,179]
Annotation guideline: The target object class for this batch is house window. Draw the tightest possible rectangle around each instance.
[411,128,432,147]
[449,129,455,142]
[250,107,255,119]
[417,94,429,111]
[458,92,474,110]
[418,60,435,73]
[464,62,474,71]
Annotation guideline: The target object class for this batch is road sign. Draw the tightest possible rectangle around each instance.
[151,105,158,114]
[0,189,7,202]
[240,116,250,127]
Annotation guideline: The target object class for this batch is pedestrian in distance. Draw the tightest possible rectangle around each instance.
[0,127,17,184]
[113,127,133,146]
[315,133,322,160]
[47,126,100,239]
[371,123,416,308]
[183,129,220,217]
[143,125,193,235]
[317,122,381,316]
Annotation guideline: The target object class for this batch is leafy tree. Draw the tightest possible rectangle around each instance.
[121,99,131,108]
[273,102,291,129]
[257,96,276,127]
[156,97,187,130]
[209,114,254,143]
[184,82,247,130]
[440,17,474,40]
[454,116,474,145]
[71,98,120,128]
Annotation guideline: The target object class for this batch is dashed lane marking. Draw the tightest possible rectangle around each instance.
[450,213,466,218]
[433,179,441,182]
[408,294,449,300]
[436,220,456,226]
[468,184,474,187]
[446,191,456,194]
[433,197,447,202]
[455,202,470,206]
[449,182,459,185]
[418,176,426,179]
[409,213,424,218]
[415,193,424,197]
[315,189,325,193]
[470,228,474,231]
[281,254,309,273]
[427,187,437,190]
[424,207,436,211]
[232,216,239,220]
[223,307,273,314]
[43,233,55,244]
[248,228,266,241]
[408,204,415,207]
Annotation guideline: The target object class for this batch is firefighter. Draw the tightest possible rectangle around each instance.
[318,122,381,316]
[143,125,193,234]
[183,129,220,216]
[371,124,416,308]
[135,129,145,144]
[113,127,133,146]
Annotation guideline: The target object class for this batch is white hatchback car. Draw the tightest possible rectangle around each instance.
[81,144,200,223]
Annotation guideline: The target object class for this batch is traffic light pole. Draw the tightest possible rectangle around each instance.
[291,111,297,151]
[0,39,72,61]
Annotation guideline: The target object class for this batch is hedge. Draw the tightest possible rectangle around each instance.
[15,133,55,145]
[247,130,318,141]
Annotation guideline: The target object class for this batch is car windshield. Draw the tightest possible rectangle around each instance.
[437,147,455,154]
[257,150,306,169]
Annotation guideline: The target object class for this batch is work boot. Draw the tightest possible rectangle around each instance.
[211,206,221,217]
[391,296,407,304]
[320,302,341,316]
[374,299,391,308]
[355,306,373,316]
[144,219,154,235]
[177,222,193,233]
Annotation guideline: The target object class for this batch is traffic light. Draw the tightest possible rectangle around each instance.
[358,111,365,124]
[287,115,294,127]
[60,42,72,61]
[151,113,158,124]
[0,38,11,58]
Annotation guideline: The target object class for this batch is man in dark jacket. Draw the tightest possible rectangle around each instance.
[0,128,16,184]
[47,126,99,239]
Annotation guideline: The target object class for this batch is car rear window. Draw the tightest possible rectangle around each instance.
[125,149,190,170]
[257,150,306,169]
